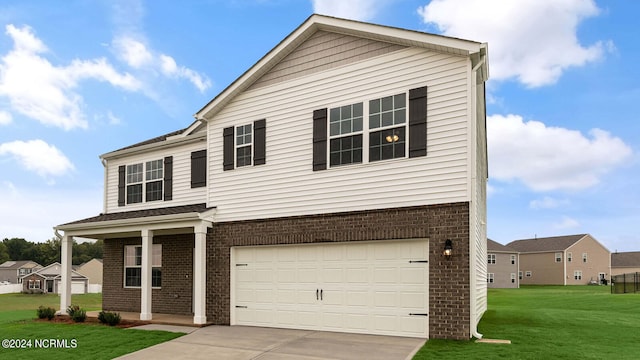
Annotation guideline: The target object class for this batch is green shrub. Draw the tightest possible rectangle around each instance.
[36,305,56,320]
[67,304,86,322]
[98,311,121,326]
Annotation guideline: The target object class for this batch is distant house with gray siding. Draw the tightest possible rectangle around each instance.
[0,260,42,284]
[487,239,519,288]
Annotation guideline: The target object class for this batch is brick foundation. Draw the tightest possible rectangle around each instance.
[206,202,471,340]
[102,234,194,315]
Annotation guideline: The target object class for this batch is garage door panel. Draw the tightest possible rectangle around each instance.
[233,239,428,338]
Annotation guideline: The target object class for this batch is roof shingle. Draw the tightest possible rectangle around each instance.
[60,203,211,226]
[507,234,587,253]
[612,251,640,267]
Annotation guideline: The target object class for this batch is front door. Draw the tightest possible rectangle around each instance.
[46,280,54,293]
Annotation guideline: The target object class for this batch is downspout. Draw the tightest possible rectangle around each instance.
[470,49,487,340]
[101,158,108,214]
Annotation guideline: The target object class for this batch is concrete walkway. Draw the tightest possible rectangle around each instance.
[117,325,426,360]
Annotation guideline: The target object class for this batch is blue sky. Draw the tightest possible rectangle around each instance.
[0,0,637,252]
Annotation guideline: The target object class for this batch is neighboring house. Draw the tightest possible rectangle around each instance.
[507,234,610,285]
[75,258,103,285]
[0,260,42,284]
[21,262,88,294]
[487,239,519,289]
[611,251,640,275]
[55,14,489,340]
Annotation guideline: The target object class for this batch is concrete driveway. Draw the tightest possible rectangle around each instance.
[117,325,425,360]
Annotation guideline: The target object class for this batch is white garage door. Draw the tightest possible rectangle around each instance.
[232,239,429,338]
[57,281,86,294]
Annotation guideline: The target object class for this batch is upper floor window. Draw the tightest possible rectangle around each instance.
[236,124,252,167]
[488,254,496,264]
[313,86,427,171]
[145,160,163,201]
[567,252,572,262]
[118,157,172,207]
[582,253,588,263]
[369,94,406,162]
[329,103,363,166]
[510,255,516,265]
[555,252,562,263]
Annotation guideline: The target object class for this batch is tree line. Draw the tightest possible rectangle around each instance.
[0,237,103,266]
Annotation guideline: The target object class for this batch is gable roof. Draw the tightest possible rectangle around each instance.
[22,262,87,280]
[0,260,42,269]
[487,239,518,253]
[612,251,640,267]
[507,234,587,253]
[195,13,488,120]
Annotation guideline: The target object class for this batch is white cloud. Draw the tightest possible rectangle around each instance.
[0,110,11,125]
[312,0,388,21]
[553,216,580,230]
[0,139,74,177]
[488,114,632,191]
[417,0,610,87]
[107,111,122,125]
[530,196,569,209]
[112,36,211,92]
[0,24,140,130]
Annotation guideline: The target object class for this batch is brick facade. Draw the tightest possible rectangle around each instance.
[207,202,471,340]
[103,234,194,315]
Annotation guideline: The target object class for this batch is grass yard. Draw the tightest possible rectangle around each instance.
[414,286,640,359]
[0,293,183,359]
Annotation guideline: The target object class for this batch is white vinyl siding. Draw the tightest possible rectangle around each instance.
[105,140,207,213]
[208,47,470,222]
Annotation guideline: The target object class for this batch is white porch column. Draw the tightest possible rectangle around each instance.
[60,235,73,314]
[140,229,153,321]
[193,223,207,324]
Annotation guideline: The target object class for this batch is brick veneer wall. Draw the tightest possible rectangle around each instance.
[103,234,194,315]
[206,202,471,340]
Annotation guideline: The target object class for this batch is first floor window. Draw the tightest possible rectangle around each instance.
[125,244,162,288]
[525,271,532,277]
[487,273,494,283]
[28,279,40,289]
[519,271,523,280]
[511,273,516,283]
[574,270,583,280]
[488,254,496,264]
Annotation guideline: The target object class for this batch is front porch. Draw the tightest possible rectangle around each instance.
[86,311,209,327]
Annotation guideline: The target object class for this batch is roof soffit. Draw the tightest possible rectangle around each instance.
[196,14,484,120]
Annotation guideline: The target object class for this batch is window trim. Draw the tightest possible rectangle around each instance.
[510,255,516,265]
[487,273,494,283]
[519,271,523,280]
[125,160,164,204]
[567,252,572,262]
[124,244,162,289]
[555,252,562,263]
[235,123,253,167]
[511,273,517,283]
[525,271,532,277]
[574,270,583,280]
[488,254,496,264]
[582,253,588,263]
[28,279,40,289]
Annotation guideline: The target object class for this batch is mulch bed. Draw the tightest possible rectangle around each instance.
[35,315,151,328]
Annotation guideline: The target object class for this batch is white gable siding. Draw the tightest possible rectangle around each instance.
[105,140,207,213]
[208,47,471,222]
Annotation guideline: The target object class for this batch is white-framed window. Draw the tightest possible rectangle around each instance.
[574,270,582,280]
[555,252,562,263]
[582,253,588,263]
[525,271,532,277]
[368,93,406,162]
[511,255,516,265]
[124,244,162,288]
[126,161,163,203]
[236,124,253,167]
[28,279,40,289]
[511,273,516,283]
[519,271,523,280]
[18,268,27,275]
[488,254,496,264]
[487,273,494,283]
[567,252,572,262]
[329,102,363,167]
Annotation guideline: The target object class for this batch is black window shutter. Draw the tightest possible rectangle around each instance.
[312,108,327,171]
[117,165,126,206]
[254,119,266,165]
[164,156,173,201]
[223,126,234,171]
[408,86,428,158]
[191,150,207,188]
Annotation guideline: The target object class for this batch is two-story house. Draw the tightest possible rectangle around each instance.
[0,260,42,284]
[487,239,519,288]
[55,14,489,340]
[507,234,610,285]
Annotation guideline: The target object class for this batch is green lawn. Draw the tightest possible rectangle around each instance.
[414,286,640,359]
[0,293,183,359]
